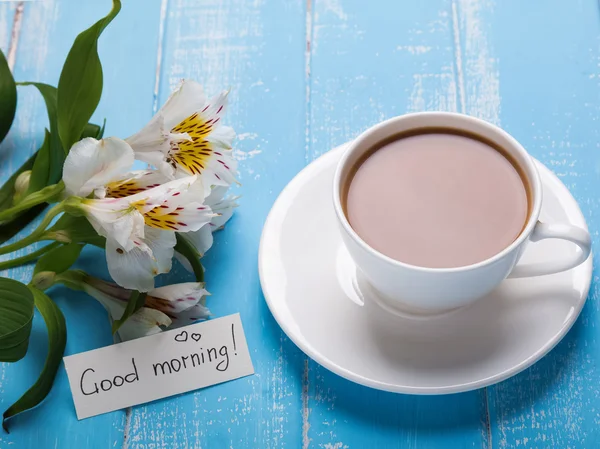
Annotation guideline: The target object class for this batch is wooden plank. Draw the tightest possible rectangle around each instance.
[0,3,13,51]
[305,1,489,448]
[476,0,600,447]
[124,0,308,447]
[0,1,162,447]
[1,0,597,447]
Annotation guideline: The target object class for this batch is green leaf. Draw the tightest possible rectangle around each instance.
[111,290,147,334]
[80,121,105,139]
[0,278,34,363]
[18,83,64,188]
[27,130,52,194]
[2,287,66,433]
[57,0,121,151]
[44,214,105,248]
[96,119,106,139]
[34,243,83,276]
[175,234,204,282]
[0,49,17,144]
[0,82,104,243]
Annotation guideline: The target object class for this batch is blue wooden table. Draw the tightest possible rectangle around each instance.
[1,0,599,447]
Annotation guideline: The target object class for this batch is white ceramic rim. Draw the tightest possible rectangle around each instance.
[259,145,591,394]
[332,112,544,274]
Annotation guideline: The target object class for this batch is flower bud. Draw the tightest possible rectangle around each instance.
[45,230,72,243]
[31,271,56,291]
[13,170,31,203]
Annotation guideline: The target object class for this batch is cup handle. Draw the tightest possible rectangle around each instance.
[508,221,592,278]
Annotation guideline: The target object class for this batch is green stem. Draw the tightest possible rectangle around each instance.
[54,269,86,291]
[0,181,64,224]
[175,234,204,282]
[0,242,60,271]
[0,202,65,256]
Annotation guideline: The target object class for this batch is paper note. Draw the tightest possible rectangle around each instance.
[63,313,253,420]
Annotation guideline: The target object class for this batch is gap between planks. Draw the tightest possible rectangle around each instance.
[7,1,24,69]
[302,0,314,446]
[152,0,169,114]
[304,0,313,165]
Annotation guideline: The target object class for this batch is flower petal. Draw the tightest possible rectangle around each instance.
[125,113,169,154]
[206,125,235,149]
[63,137,135,197]
[205,185,230,205]
[81,198,145,251]
[105,227,176,292]
[170,90,229,140]
[147,227,176,275]
[125,113,188,178]
[181,224,213,257]
[169,303,211,328]
[173,144,238,192]
[127,175,199,212]
[106,170,171,198]
[135,150,176,179]
[117,307,172,341]
[168,177,207,207]
[160,80,208,131]
[144,201,214,233]
[209,195,239,230]
[147,282,209,314]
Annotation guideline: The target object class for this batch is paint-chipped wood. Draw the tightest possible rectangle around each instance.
[482,1,600,448]
[1,0,599,447]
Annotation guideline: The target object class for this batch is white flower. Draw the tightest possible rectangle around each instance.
[77,175,215,291]
[59,95,236,292]
[80,175,203,245]
[62,137,135,197]
[126,80,238,193]
[103,169,206,205]
[81,275,210,341]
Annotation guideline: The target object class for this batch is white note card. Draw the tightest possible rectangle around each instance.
[63,313,254,420]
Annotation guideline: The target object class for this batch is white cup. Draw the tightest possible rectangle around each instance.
[333,112,592,312]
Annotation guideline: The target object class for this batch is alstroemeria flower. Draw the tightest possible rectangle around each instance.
[125,80,238,192]
[81,275,210,341]
[76,175,215,291]
[79,175,205,247]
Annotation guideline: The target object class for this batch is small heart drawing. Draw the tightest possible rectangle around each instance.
[191,333,202,342]
[174,331,188,342]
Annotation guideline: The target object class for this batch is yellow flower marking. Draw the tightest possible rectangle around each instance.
[168,111,232,177]
[142,201,198,231]
[104,177,199,232]
[106,178,161,198]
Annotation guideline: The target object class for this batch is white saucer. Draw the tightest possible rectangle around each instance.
[258,144,593,394]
